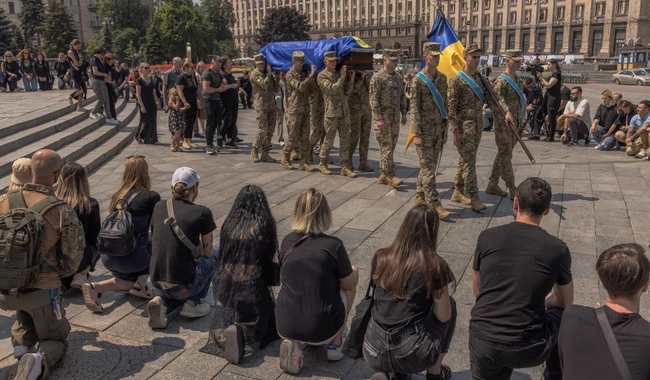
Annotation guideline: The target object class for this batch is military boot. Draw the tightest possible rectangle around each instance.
[260,147,276,163]
[291,151,300,161]
[470,195,487,211]
[358,162,374,172]
[281,154,295,170]
[485,181,508,197]
[451,189,472,205]
[340,167,357,178]
[318,162,332,175]
[413,194,425,206]
[509,186,517,201]
[298,160,313,172]
[389,177,403,187]
[435,204,452,220]
[251,147,260,163]
[378,174,391,185]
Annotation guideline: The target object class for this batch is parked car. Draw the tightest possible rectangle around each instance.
[612,69,650,86]
[643,68,650,75]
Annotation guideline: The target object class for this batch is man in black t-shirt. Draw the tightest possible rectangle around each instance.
[470,177,574,380]
[147,167,218,329]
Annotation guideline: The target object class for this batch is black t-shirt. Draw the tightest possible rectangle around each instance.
[89,56,105,80]
[76,198,101,250]
[546,71,562,110]
[176,74,197,100]
[220,70,238,104]
[275,232,353,342]
[54,61,70,78]
[558,85,571,113]
[524,86,541,106]
[201,68,222,101]
[615,109,636,127]
[150,198,216,285]
[470,222,572,345]
[594,103,619,131]
[559,305,650,379]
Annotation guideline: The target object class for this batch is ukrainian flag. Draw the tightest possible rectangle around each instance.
[405,10,465,153]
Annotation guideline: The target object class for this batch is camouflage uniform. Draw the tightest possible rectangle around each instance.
[250,55,280,162]
[349,72,373,170]
[370,50,407,183]
[309,79,325,152]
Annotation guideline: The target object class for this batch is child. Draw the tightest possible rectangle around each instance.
[168,88,188,152]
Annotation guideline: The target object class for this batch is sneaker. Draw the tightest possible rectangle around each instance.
[206,145,216,155]
[279,340,303,375]
[194,132,205,138]
[217,139,224,148]
[106,118,119,125]
[14,353,42,380]
[180,300,211,318]
[88,113,101,120]
[222,324,245,364]
[635,149,646,158]
[233,137,243,143]
[327,330,348,361]
[594,142,602,150]
[568,141,578,146]
[147,296,167,329]
[13,346,36,360]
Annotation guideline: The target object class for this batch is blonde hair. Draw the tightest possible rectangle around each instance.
[172,183,194,200]
[168,88,179,99]
[69,39,81,50]
[291,188,332,235]
[109,155,151,211]
[55,162,92,214]
[7,183,23,191]
[138,62,149,71]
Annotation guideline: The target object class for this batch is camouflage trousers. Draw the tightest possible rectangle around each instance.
[284,112,310,158]
[374,120,400,177]
[350,109,371,165]
[454,121,483,196]
[254,107,276,149]
[489,127,517,188]
[416,134,444,205]
[309,109,326,148]
[321,115,352,168]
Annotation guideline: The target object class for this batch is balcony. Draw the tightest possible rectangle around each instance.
[88,1,99,10]
[90,20,101,28]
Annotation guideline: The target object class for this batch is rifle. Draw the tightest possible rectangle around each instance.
[477,74,536,164]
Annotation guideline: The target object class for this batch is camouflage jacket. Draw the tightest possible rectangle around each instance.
[250,68,280,112]
[349,73,371,113]
[369,68,407,124]
[309,79,324,114]
[411,69,448,137]
[493,73,524,132]
[284,67,315,115]
[447,70,508,133]
[318,69,352,118]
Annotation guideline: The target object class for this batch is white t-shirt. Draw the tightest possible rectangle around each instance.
[565,98,591,126]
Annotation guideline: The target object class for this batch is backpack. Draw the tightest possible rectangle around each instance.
[97,190,142,257]
[0,190,64,293]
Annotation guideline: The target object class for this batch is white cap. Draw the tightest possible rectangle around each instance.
[171,167,200,188]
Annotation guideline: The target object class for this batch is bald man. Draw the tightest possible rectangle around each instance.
[0,149,85,379]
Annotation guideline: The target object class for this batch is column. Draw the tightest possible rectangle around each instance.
[599,0,614,56]
[579,1,593,55]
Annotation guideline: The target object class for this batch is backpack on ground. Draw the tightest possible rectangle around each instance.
[0,190,64,293]
[97,191,142,257]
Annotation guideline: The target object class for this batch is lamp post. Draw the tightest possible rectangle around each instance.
[186,42,191,61]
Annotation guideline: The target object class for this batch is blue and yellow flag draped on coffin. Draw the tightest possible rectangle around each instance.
[405,10,466,153]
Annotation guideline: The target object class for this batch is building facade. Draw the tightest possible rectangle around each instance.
[231,0,649,59]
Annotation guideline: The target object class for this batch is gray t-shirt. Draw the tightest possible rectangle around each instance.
[202,68,222,101]
[163,69,180,89]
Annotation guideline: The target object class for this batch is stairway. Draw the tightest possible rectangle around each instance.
[0,96,139,192]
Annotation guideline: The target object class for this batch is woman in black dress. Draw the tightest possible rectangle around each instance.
[35,53,52,91]
[66,39,86,111]
[176,61,200,149]
[135,62,159,144]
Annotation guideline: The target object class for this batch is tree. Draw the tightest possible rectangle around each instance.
[143,16,167,64]
[14,27,26,51]
[101,19,112,52]
[42,1,77,56]
[98,0,151,35]
[255,7,311,47]
[216,40,238,58]
[84,32,102,58]
[200,0,235,41]
[0,7,16,53]
[113,28,140,62]
[19,0,45,47]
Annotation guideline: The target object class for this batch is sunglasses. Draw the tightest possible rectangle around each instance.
[127,155,145,159]
[143,66,150,70]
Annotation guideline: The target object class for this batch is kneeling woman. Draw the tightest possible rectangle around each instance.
[275,188,358,374]
[364,204,457,380]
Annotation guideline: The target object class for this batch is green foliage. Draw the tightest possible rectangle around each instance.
[200,0,235,41]
[255,6,311,47]
[98,0,151,35]
[13,27,26,51]
[113,28,139,62]
[84,32,102,58]
[19,0,45,48]
[0,7,16,54]
[216,40,238,58]
[42,1,77,56]
[143,16,167,64]
[101,19,112,52]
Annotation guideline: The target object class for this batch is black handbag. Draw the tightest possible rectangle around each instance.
[342,278,375,359]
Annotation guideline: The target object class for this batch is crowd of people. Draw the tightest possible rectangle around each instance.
[2,149,649,380]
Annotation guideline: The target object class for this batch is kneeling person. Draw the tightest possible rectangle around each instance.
[148,167,218,329]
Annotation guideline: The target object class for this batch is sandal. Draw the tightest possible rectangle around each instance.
[81,282,103,313]
[128,277,154,299]
[171,146,177,152]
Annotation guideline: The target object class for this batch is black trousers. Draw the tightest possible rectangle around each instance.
[184,98,198,139]
[547,105,559,140]
[204,98,222,146]
[5,76,18,92]
[221,100,238,139]
[566,118,590,143]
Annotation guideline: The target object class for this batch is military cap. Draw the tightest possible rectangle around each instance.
[292,51,306,62]
[383,49,400,60]
[505,49,523,61]
[253,53,266,63]
[463,44,483,56]
[423,42,441,56]
[323,51,338,61]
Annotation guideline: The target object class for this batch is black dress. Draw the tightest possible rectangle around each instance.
[137,77,159,144]
[35,61,51,90]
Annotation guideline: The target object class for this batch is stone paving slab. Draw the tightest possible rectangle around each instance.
[0,84,649,379]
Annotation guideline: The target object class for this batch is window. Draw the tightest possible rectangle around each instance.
[524,0,531,4]
[509,0,516,6]
[472,0,479,10]
[509,11,516,23]
[575,4,584,18]
[472,15,478,26]
[72,0,77,5]
[450,3,455,12]
[524,10,531,23]
[483,14,490,26]
[553,31,563,53]
[73,13,79,22]
[471,32,478,44]
[592,29,603,56]
[496,12,503,25]
[556,6,565,20]
[595,2,605,17]
[483,34,490,52]
[91,13,100,27]
[538,32,546,50]
[495,33,502,52]
[522,32,530,52]
[484,0,490,9]
[540,8,547,21]
[614,29,626,51]
[450,17,455,28]
[496,0,503,8]
[572,31,582,53]
[617,0,628,15]
[8,2,15,14]
[507,33,515,49]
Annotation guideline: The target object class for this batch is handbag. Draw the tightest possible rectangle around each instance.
[342,278,375,359]
[596,307,632,380]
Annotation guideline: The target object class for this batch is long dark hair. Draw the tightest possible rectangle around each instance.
[373,204,456,300]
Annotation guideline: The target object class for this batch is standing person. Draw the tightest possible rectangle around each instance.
[250,54,280,163]
[34,53,51,91]
[537,58,562,141]
[116,63,130,101]
[411,43,450,220]
[238,70,253,109]
[2,51,20,92]
[364,204,457,380]
[470,177,573,380]
[282,51,316,171]
[202,56,235,155]
[17,49,37,92]
[558,243,650,379]
[135,63,159,144]
[103,53,120,125]
[275,77,286,146]
[370,49,408,186]
[447,44,512,212]
[523,78,543,139]
[176,62,200,150]
[193,61,206,138]
[66,40,86,111]
[81,155,160,313]
[54,53,70,90]
[88,46,112,120]
[128,68,140,99]
[486,50,525,201]
[317,51,356,177]
[168,88,188,152]
[162,57,182,110]
[308,76,326,161]
[220,57,240,148]
[0,149,85,380]
[348,70,374,172]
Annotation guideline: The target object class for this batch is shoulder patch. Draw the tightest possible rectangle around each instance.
[290,79,296,87]
[255,77,262,83]
[321,79,330,87]
[369,84,373,94]
[409,87,415,98]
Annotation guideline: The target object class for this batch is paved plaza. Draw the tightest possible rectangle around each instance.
[0,83,649,379]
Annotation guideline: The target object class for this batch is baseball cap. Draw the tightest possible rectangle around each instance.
[171,167,200,188]
[11,158,31,187]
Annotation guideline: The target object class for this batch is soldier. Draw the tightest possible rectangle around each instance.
[308,78,325,162]
[370,49,408,187]
[487,50,525,200]
[250,53,280,163]
[448,44,513,211]
[282,51,317,171]
[317,51,357,177]
[411,42,451,220]
[349,70,374,172]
